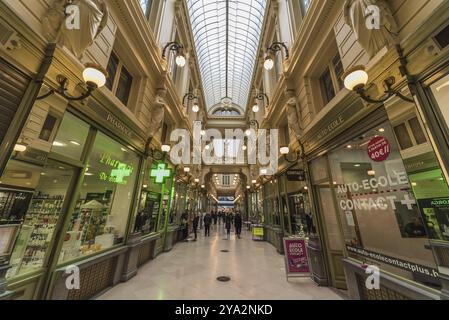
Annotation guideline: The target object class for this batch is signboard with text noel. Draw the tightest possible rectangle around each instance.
[283,238,311,277]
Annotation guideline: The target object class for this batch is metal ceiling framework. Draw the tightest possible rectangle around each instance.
[187,0,267,114]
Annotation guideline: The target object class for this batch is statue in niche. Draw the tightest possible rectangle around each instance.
[344,0,398,58]
[43,0,109,59]
[148,90,167,138]
[284,90,302,141]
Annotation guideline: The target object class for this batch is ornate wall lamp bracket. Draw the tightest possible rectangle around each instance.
[162,42,186,67]
[264,42,289,70]
[183,92,199,112]
[342,45,415,104]
[36,64,107,101]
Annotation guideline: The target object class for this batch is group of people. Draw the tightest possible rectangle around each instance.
[191,210,243,240]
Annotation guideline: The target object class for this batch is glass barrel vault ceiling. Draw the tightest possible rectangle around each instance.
[187,0,267,113]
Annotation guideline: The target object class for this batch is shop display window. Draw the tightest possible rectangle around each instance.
[288,190,311,236]
[328,123,441,288]
[430,74,449,130]
[59,132,139,263]
[1,160,75,278]
[51,112,90,161]
[133,160,173,235]
[170,180,187,226]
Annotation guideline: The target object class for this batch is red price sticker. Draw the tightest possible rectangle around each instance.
[367,136,391,162]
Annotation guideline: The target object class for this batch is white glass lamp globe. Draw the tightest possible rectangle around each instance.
[161,144,171,153]
[14,144,27,152]
[343,66,369,91]
[252,104,260,113]
[264,57,274,71]
[83,64,107,88]
[192,104,200,113]
[280,147,290,155]
[175,54,186,67]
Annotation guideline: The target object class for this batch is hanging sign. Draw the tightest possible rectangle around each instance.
[283,238,311,277]
[286,169,306,181]
[367,136,391,162]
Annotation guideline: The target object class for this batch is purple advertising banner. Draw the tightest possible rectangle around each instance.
[283,238,310,276]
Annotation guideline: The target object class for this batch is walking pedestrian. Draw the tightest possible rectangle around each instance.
[234,212,242,239]
[204,212,212,237]
[225,213,232,239]
[213,211,218,225]
[192,213,199,241]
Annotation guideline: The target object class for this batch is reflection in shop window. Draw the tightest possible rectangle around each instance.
[1,160,74,278]
[328,123,443,288]
[51,112,90,161]
[59,132,139,263]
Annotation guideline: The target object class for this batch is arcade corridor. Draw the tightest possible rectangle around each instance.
[98,226,343,300]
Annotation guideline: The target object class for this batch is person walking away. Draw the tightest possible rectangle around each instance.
[213,211,218,225]
[192,214,199,241]
[204,213,212,237]
[181,211,189,241]
[234,212,243,239]
[225,213,232,239]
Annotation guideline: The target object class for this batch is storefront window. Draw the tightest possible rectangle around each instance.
[170,180,187,225]
[430,74,449,129]
[0,103,88,278]
[51,112,90,161]
[59,132,139,263]
[2,160,74,278]
[328,122,441,288]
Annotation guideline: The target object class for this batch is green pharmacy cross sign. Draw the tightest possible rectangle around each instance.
[150,163,172,184]
[110,163,132,184]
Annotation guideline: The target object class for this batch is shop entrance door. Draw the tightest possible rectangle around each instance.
[315,185,347,289]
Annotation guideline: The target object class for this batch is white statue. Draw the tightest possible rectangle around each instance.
[148,89,167,138]
[284,90,302,141]
[43,0,109,59]
[344,0,398,58]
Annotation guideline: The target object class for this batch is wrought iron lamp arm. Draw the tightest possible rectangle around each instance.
[183,92,197,106]
[249,120,259,130]
[36,76,97,101]
[268,42,290,59]
[255,93,270,106]
[356,77,414,104]
[162,42,183,59]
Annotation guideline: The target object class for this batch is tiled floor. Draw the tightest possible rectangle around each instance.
[98,225,343,300]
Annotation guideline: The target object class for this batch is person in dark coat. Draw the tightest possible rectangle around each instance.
[225,213,232,239]
[181,211,189,240]
[212,211,218,225]
[204,213,212,237]
[234,212,243,239]
[192,214,200,241]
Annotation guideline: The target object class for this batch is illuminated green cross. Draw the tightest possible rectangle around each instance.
[111,163,132,184]
[150,163,172,184]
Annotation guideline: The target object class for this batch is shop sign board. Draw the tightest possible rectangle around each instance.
[283,238,311,277]
[252,225,264,241]
[367,136,391,162]
[286,169,306,181]
[346,246,439,279]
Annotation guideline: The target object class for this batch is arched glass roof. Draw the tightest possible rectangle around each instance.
[187,0,267,112]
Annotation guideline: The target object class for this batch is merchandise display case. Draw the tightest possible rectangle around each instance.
[6,194,65,277]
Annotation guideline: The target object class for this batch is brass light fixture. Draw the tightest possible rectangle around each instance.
[162,42,186,67]
[264,42,289,71]
[37,63,107,101]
